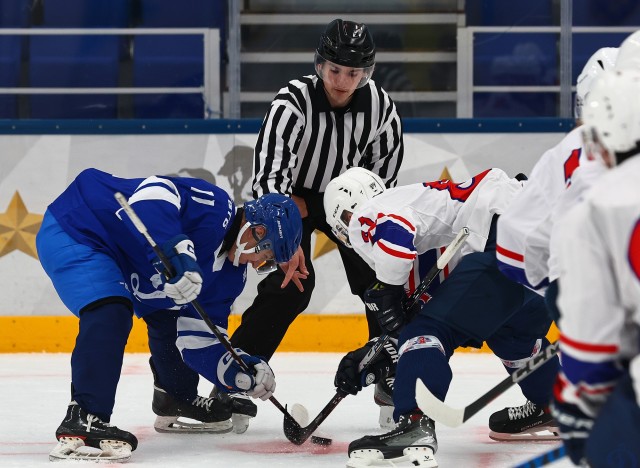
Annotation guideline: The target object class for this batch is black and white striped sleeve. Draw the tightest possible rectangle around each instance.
[252,82,306,198]
[368,87,403,189]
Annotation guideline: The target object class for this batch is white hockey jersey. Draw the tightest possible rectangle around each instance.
[348,168,523,286]
[555,156,640,417]
[496,126,586,291]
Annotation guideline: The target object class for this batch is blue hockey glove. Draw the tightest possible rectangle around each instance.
[551,399,594,466]
[217,349,276,401]
[364,282,406,336]
[334,337,398,396]
[156,235,203,305]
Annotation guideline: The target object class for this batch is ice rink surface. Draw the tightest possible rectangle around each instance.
[0,352,572,468]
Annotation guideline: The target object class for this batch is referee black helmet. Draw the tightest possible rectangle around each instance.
[316,19,376,69]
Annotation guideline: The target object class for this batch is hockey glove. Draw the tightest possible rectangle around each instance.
[217,349,276,401]
[156,235,203,305]
[551,398,594,466]
[334,337,398,396]
[364,282,406,336]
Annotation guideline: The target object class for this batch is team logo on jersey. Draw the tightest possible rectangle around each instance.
[563,148,581,186]
[629,218,640,282]
[422,169,490,202]
[358,216,377,243]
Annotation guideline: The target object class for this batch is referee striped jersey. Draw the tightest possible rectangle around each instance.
[252,74,404,198]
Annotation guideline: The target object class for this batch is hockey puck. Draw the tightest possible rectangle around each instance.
[310,435,332,446]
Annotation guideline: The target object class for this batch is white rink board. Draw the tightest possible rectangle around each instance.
[0,131,565,316]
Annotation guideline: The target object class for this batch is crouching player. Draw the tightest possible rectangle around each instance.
[36,168,302,462]
[323,167,559,467]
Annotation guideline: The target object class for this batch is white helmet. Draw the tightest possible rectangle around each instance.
[323,167,385,247]
[575,47,619,120]
[582,68,640,167]
[616,30,640,71]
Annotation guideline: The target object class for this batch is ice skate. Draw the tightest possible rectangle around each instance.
[210,386,258,434]
[49,401,138,462]
[347,411,438,467]
[374,376,395,429]
[152,385,233,433]
[488,400,559,441]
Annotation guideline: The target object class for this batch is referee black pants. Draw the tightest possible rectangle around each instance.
[230,191,380,360]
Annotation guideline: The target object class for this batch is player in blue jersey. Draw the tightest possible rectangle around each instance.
[36,168,302,462]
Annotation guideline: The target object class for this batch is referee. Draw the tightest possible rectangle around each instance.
[231,19,404,361]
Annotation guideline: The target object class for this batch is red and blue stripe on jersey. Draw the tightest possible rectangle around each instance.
[358,212,417,260]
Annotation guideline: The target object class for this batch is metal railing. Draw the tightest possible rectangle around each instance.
[0,28,221,118]
[456,26,639,118]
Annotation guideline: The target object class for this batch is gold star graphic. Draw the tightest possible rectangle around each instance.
[313,230,335,259]
[313,167,455,260]
[0,191,43,259]
[439,166,453,181]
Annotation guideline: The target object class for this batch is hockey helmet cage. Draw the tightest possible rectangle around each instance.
[575,47,619,120]
[582,68,640,167]
[243,194,303,265]
[324,167,385,248]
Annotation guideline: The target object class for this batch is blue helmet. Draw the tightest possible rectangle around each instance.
[243,194,302,264]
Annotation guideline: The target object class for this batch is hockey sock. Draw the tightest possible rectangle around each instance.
[145,310,200,402]
[514,337,559,405]
[71,299,132,421]
[393,342,453,420]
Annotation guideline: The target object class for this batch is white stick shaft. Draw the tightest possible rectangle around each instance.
[436,226,469,270]
[114,192,159,249]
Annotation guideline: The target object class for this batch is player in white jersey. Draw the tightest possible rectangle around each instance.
[496,47,618,302]
[324,168,560,467]
[551,68,640,466]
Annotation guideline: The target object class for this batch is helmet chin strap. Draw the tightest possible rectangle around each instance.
[233,221,256,267]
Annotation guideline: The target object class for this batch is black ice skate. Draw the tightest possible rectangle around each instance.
[49,401,138,462]
[210,386,258,434]
[489,400,559,441]
[347,411,438,467]
[374,376,395,429]
[152,385,233,433]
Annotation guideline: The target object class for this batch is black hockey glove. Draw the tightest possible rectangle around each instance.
[364,282,406,336]
[551,396,594,466]
[334,337,398,396]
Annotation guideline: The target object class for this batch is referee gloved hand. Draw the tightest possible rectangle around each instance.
[156,235,203,305]
[364,281,406,337]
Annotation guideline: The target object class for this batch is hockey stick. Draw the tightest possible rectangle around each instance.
[114,192,302,431]
[283,227,470,445]
[415,341,560,427]
[358,226,470,378]
[513,446,566,468]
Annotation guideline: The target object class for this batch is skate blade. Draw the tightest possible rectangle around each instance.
[488,425,560,442]
[154,415,233,434]
[347,447,437,467]
[49,437,132,463]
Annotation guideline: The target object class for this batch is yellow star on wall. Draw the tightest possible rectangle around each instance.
[0,191,43,259]
[313,166,455,260]
[313,231,335,259]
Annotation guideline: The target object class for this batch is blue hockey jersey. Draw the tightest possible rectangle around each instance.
[48,168,247,386]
